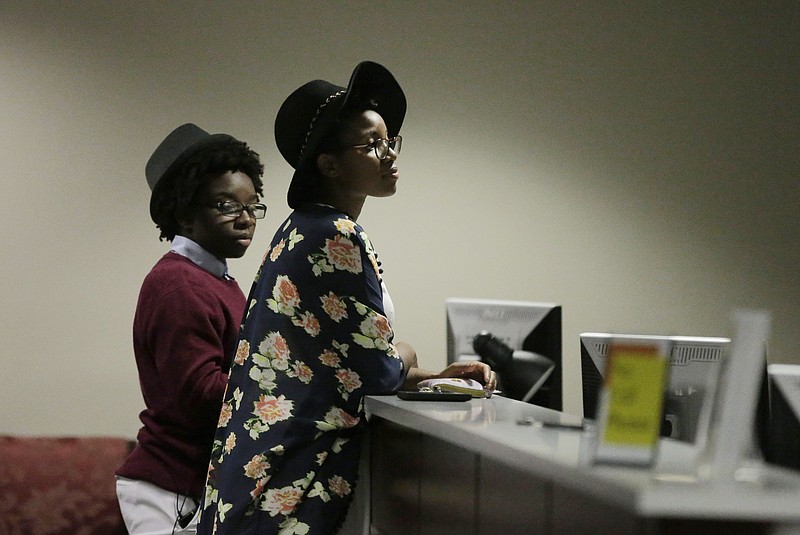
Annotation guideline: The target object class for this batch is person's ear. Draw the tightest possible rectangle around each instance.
[176,211,194,236]
[316,153,339,178]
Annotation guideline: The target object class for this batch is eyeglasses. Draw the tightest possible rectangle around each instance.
[349,136,402,160]
[204,201,267,219]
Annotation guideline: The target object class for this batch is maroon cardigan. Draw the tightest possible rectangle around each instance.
[117,252,245,498]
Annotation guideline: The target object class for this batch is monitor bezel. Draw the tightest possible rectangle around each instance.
[580,331,731,443]
[446,297,562,410]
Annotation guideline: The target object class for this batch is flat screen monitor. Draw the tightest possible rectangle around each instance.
[761,364,800,470]
[580,332,730,443]
[446,298,562,410]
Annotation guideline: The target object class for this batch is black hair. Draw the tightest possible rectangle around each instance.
[294,99,380,207]
[151,139,264,241]
[315,98,380,156]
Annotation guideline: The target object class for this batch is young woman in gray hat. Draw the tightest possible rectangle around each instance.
[198,62,495,535]
[116,124,265,534]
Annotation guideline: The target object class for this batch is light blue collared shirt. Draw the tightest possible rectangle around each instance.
[170,235,231,280]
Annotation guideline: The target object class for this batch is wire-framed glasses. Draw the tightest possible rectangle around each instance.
[349,136,402,160]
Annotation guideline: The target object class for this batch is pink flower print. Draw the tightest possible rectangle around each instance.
[371,314,392,339]
[253,394,293,426]
[290,361,313,383]
[315,451,328,466]
[234,340,250,365]
[263,485,304,517]
[250,477,270,500]
[270,239,286,262]
[259,332,291,370]
[328,475,352,497]
[323,235,362,274]
[335,368,362,393]
[333,218,357,236]
[359,313,391,340]
[292,310,320,336]
[319,349,341,368]
[323,407,360,429]
[320,292,348,322]
[218,402,233,427]
[224,433,236,454]
[269,275,301,315]
[244,454,271,480]
[354,312,393,350]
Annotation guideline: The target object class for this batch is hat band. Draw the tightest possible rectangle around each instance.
[299,89,346,160]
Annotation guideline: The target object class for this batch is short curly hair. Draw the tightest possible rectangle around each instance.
[151,139,264,241]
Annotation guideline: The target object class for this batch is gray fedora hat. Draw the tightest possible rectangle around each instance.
[274,61,406,209]
[145,123,235,221]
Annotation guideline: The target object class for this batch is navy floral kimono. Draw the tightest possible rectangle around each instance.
[198,204,405,535]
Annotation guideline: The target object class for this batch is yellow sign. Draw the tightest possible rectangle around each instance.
[602,344,668,447]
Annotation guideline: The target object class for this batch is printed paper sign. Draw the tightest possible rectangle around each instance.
[594,338,671,465]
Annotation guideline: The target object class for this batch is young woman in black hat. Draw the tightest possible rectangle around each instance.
[198,62,495,535]
[116,124,265,534]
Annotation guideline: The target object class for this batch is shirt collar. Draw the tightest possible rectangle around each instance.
[170,235,231,279]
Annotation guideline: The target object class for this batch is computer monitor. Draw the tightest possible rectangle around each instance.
[580,332,730,443]
[761,364,800,471]
[446,298,562,410]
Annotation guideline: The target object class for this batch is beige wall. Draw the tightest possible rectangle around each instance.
[1,1,797,437]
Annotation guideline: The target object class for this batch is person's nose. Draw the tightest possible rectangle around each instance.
[234,210,256,227]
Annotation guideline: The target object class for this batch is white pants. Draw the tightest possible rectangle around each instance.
[116,476,200,535]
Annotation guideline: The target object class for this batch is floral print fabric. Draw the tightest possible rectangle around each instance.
[198,205,404,535]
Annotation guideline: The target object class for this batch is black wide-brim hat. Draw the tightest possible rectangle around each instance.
[145,123,235,222]
[275,61,407,209]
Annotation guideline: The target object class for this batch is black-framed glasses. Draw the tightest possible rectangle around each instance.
[204,201,267,219]
[349,135,402,160]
